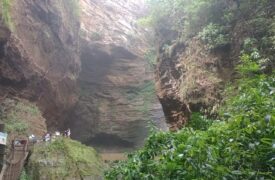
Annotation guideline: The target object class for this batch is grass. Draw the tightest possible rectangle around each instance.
[1,0,13,30]
[20,168,31,180]
[15,101,40,116]
[1,99,44,136]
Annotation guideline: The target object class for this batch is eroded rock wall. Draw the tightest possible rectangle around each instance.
[155,21,248,130]
[65,0,166,151]
[0,0,80,129]
[0,0,166,151]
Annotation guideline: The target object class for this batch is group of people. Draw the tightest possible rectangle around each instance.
[28,128,71,144]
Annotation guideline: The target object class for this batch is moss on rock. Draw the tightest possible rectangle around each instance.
[27,138,104,180]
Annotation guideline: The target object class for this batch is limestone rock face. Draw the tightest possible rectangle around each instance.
[0,0,80,128]
[65,0,166,151]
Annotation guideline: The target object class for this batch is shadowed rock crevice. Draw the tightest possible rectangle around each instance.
[85,133,135,150]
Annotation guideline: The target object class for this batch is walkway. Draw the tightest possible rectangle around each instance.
[0,140,29,180]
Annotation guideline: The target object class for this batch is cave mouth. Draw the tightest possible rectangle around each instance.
[84,133,135,152]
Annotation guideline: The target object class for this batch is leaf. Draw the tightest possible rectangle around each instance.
[231,170,242,175]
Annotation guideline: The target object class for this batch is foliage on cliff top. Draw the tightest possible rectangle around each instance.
[27,137,104,180]
[142,0,275,50]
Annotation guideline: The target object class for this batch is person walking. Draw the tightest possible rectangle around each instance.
[67,128,71,138]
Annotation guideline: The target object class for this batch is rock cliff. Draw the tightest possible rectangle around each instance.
[155,16,250,130]
[0,0,80,131]
[65,0,166,151]
[0,0,165,151]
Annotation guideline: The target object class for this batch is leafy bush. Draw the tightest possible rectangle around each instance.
[236,53,260,76]
[5,119,28,134]
[105,67,275,179]
[105,46,275,179]
[143,0,233,39]
[20,168,31,180]
[187,112,213,130]
[199,23,230,50]
[105,1,275,179]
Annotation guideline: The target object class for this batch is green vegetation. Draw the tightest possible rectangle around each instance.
[105,0,275,179]
[186,112,212,131]
[198,23,230,50]
[67,0,80,20]
[144,49,157,71]
[27,138,103,179]
[106,57,275,179]
[0,99,45,138]
[20,168,31,180]
[1,0,13,30]
[1,100,39,135]
[140,0,275,50]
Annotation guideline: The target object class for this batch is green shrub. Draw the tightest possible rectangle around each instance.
[105,47,275,179]
[5,120,28,134]
[1,0,13,30]
[105,1,275,179]
[1,100,42,135]
[199,23,230,50]
[236,53,260,76]
[143,0,233,39]
[105,69,275,179]
[187,112,213,130]
[20,168,31,180]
